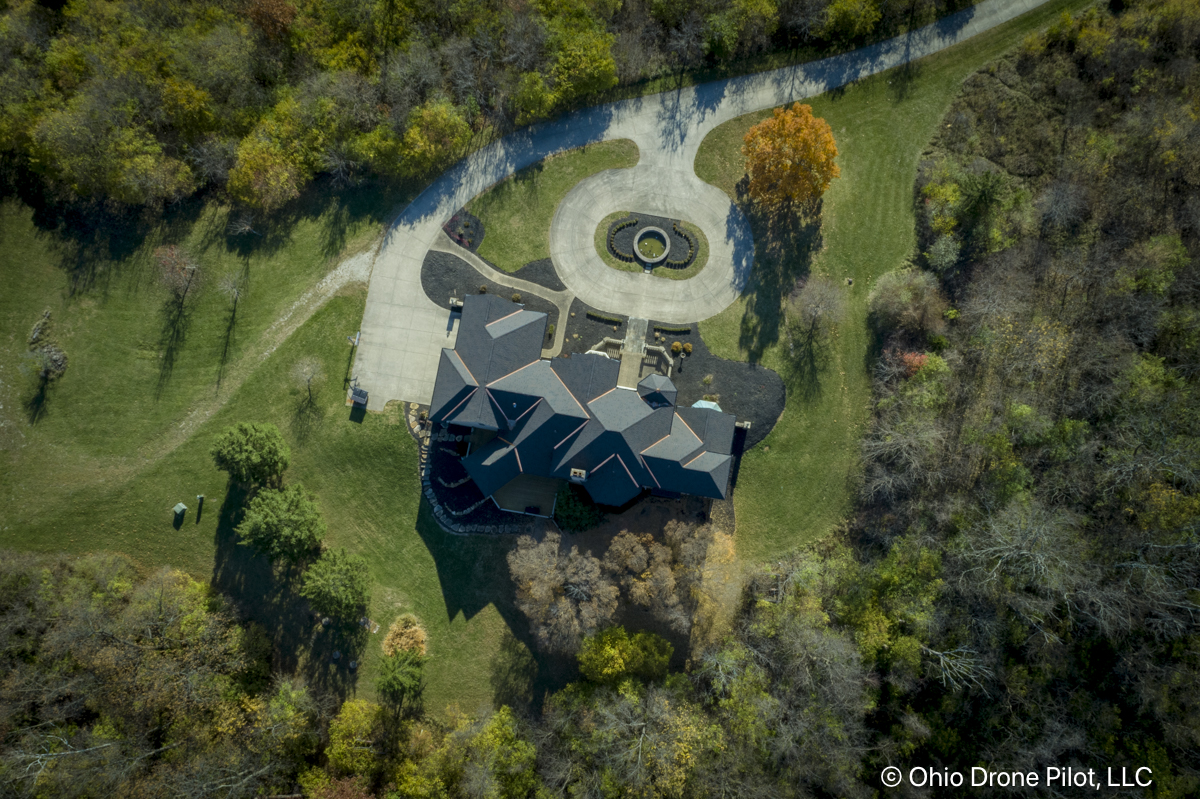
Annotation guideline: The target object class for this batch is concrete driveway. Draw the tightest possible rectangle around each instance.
[353,0,1050,409]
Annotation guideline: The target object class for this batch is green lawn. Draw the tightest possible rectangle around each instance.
[695,0,1093,562]
[467,140,639,272]
[594,213,711,280]
[0,183,533,714]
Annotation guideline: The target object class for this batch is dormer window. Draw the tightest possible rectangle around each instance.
[570,468,587,482]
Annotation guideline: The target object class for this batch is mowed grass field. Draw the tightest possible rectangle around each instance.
[695,0,1092,561]
[0,189,526,713]
[466,139,639,272]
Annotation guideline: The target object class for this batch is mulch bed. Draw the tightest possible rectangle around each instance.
[646,321,784,450]
[558,297,627,356]
[608,212,696,270]
[422,250,560,338]
[511,258,567,293]
[442,209,484,253]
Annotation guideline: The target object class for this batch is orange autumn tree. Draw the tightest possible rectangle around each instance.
[742,102,840,208]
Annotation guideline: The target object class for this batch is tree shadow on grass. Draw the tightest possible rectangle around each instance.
[211,483,362,702]
[735,183,824,364]
[23,374,50,424]
[2,159,416,297]
[887,59,924,104]
[780,326,833,404]
[156,296,193,397]
[215,264,248,391]
[291,395,326,446]
[414,499,574,716]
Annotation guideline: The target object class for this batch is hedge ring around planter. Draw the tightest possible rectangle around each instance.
[635,226,670,265]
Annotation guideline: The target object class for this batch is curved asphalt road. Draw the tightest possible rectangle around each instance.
[354,0,1050,408]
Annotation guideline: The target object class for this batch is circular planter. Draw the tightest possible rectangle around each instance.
[635,226,670,265]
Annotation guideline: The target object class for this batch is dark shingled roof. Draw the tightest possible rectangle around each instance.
[637,373,677,408]
[428,298,738,506]
[551,353,621,404]
[584,454,643,507]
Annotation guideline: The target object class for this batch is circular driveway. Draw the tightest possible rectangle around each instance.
[353,0,1055,407]
[550,167,753,323]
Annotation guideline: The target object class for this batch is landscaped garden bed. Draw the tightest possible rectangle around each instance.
[441,209,484,253]
[647,321,785,450]
[511,257,567,293]
[558,298,626,356]
[594,212,709,280]
[607,213,694,267]
[553,298,784,450]
[422,251,560,340]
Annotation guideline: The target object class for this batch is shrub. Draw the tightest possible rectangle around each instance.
[586,310,623,325]
[479,284,488,293]
[511,293,521,303]
[867,268,948,335]
[326,700,383,777]
[236,484,326,564]
[378,649,424,717]
[300,549,371,620]
[554,484,605,532]
[927,234,962,274]
[547,323,555,340]
[682,342,693,355]
[578,626,673,685]
[211,422,290,487]
[383,614,428,657]
[671,341,682,355]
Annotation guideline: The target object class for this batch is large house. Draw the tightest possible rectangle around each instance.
[428,294,736,512]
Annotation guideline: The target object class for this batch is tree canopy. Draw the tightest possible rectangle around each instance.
[300,548,372,620]
[211,421,290,488]
[742,102,840,207]
[0,0,973,211]
[236,483,326,564]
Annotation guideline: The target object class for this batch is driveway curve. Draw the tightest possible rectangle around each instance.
[550,169,753,323]
[354,0,1051,408]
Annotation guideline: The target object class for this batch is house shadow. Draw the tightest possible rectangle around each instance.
[211,483,363,701]
[413,500,576,716]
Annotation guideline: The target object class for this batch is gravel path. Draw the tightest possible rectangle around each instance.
[355,0,1053,408]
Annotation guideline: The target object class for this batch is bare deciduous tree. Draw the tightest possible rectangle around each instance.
[789,274,848,343]
[154,245,201,303]
[507,532,618,653]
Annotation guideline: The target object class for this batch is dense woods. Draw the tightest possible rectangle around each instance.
[851,0,1200,791]
[0,0,973,211]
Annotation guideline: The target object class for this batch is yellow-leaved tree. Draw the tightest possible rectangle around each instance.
[742,102,840,208]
